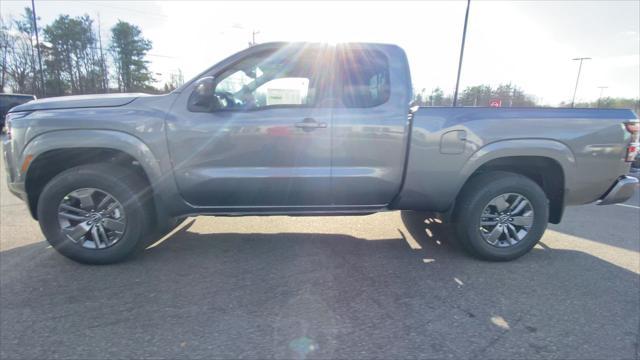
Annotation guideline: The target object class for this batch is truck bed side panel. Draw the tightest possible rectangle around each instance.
[395,107,637,212]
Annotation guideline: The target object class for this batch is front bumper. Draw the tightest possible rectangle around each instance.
[597,175,639,205]
[2,137,27,201]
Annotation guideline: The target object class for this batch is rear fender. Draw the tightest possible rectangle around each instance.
[445,139,577,222]
[460,139,576,184]
[395,138,576,215]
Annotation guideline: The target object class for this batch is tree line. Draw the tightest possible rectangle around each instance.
[561,97,639,112]
[413,84,639,112]
[414,83,537,107]
[0,8,182,97]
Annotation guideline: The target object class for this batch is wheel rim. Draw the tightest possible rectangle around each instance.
[57,188,126,249]
[479,193,534,248]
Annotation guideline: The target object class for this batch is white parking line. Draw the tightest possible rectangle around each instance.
[615,203,640,209]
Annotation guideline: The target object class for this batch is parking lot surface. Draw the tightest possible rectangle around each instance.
[1,143,639,359]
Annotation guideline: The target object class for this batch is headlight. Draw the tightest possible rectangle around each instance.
[4,112,29,140]
[5,113,14,140]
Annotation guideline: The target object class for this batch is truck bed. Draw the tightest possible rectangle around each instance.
[395,107,637,213]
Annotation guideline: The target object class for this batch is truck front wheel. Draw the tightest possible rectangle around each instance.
[453,171,549,261]
[37,163,153,264]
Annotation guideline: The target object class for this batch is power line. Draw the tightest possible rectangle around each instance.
[147,53,180,59]
[89,3,169,19]
[86,46,179,59]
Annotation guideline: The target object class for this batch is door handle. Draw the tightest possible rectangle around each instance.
[295,118,327,131]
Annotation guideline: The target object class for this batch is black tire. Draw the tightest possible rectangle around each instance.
[453,171,549,261]
[37,163,153,264]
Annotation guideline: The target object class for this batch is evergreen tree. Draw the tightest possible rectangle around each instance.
[109,21,153,92]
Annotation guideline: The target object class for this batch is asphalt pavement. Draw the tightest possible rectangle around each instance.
[1,141,639,359]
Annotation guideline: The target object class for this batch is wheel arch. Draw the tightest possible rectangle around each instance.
[457,139,575,224]
[22,130,167,224]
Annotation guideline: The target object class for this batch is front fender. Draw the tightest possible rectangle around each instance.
[22,129,163,181]
[20,129,170,221]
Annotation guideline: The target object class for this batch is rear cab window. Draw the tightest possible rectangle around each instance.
[337,48,390,108]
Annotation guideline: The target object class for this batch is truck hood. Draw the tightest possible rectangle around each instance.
[9,93,149,112]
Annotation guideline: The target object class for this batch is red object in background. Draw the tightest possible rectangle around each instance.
[489,99,502,107]
[267,126,291,136]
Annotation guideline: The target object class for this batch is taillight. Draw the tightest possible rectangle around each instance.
[626,122,639,137]
[625,119,639,162]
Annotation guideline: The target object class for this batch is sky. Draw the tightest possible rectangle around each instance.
[1,0,639,105]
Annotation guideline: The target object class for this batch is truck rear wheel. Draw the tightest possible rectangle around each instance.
[453,171,549,261]
[37,163,152,264]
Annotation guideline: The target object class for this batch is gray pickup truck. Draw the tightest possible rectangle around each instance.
[3,42,639,264]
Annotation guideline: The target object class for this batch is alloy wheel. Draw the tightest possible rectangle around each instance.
[57,188,126,249]
[479,193,534,248]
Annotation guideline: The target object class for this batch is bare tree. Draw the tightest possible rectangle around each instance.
[0,17,10,92]
[1,14,37,94]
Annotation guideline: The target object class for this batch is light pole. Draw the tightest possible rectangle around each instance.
[452,0,471,107]
[597,86,608,107]
[250,29,260,47]
[570,57,591,108]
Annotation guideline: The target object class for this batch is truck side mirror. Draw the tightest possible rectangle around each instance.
[187,76,217,112]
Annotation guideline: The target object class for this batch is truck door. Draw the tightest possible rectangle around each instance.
[330,45,413,206]
[166,45,334,208]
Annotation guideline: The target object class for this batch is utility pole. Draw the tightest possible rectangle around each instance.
[27,23,37,95]
[510,85,515,107]
[1,45,6,92]
[452,0,471,107]
[97,13,108,92]
[570,57,591,108]
[31,0,45,96]
[597,86,608,107]
[249,29,260,47]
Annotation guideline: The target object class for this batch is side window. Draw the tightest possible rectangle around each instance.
[216,70,254,94]
[339,49,390,108]
[201,50,320,112]
[255,77,311,107]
